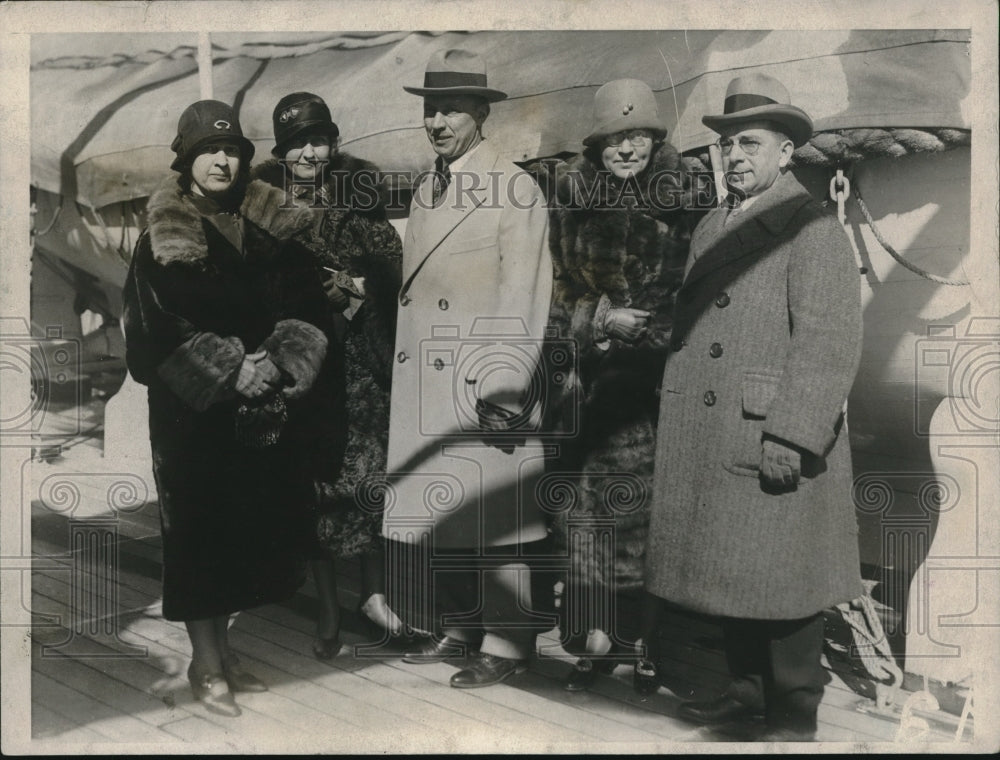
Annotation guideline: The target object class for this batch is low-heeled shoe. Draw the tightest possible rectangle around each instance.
[450,652,527,689]
[677,696,766,725]
[222,655,268,693]
[564,657,616,692]
[188,665,241,718]
[633,657,660,695]
[402,634,475,664]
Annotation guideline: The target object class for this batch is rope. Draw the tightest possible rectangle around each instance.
[689,127,970,171]
[837,595,903,708]
[852,178,970,286]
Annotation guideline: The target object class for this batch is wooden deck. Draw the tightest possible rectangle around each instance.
[21,402,975,752]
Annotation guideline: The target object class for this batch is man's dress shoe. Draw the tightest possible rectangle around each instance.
[401,634,474,664]
[677,696,766,725]
[450,652,527,688]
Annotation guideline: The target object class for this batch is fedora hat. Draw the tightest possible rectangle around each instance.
[583,78,667,146]
[403,48,507,102]
[271,92,340,157]
[702,73,813,148]
[170,100,255,173]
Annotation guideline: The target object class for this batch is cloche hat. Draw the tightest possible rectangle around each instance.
[702,73,813,148]
[583,79,667,147]
[271,92,340,157]
[170,100,255,172]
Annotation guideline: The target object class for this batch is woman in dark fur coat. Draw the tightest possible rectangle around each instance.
[122,101,332,717]
[544,80,692,693]
[252,93,405,658]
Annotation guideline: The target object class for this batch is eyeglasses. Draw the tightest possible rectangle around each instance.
[715,136,764,156]
[604,129,654,147]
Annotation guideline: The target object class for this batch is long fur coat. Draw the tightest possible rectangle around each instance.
[543,143,692,637]
[252,154,402,558]
[123,175,332,620]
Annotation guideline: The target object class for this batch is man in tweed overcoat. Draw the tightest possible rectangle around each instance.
[645,74,863,741]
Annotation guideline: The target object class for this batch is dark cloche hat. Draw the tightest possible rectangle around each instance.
[271,92,340,157]
[170,100,255,172]
[403,49,507,102]
[702,73,813,148]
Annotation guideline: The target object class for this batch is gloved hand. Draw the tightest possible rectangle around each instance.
[760,437,802,487]
[604,307,651,343]
[476,399,523,454]
[234,350,282,399]
[322,274,351,312]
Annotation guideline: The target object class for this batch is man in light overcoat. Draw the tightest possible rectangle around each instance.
[645,74,864,741]
[383,49,554,688]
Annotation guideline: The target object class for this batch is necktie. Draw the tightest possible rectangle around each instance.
[432,163,451,207]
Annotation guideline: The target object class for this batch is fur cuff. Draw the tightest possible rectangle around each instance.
[156,333,245,411]
[592,293,613,352]
[260,319,328,400]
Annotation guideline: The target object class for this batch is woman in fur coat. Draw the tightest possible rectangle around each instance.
[544,80,692,693]
[122,101,332,717]
[252,93,405,657]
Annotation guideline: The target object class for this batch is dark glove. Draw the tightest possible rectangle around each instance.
[760,437,801,487]
[604,307,651,343]
[476,399,523,454]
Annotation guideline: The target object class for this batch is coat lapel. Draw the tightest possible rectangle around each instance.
[681,172,813,291]
[402,142,498,283]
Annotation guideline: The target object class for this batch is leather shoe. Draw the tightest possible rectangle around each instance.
[450,652,527,689]
[222,654,268,693]
[633,657,660,696]
[188,664,241,717]
[677,696,765,725]
[312,637,342,661]
[402,634,475,664]
[757,726,816,742]
[564,657,616,692]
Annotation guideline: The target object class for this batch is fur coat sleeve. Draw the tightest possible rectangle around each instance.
[123,175,330,412]
[545,146,692,407]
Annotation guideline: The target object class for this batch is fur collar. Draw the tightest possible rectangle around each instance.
[146,174,316,266]
[249,151,386,208]
[553,141,686,220]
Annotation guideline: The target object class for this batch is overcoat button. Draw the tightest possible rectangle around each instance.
[438,298,449,310]
[709,342,723,358]
[715,292,731,308]
[703,390,717,406]
[400,294,412,306]
[433,358,444,371]
[397,351,408,363]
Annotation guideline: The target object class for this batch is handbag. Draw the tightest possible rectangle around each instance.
[234,392,288,449]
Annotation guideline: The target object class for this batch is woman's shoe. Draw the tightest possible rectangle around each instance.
[188,664,241,717]
[222,653,268,693]
[312,636,342,660]
[633,657,660,696]
[564,658,598,692]
[360,593,404,638]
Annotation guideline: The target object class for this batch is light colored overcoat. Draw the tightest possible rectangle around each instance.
[383,140,554,549]
[645,171,864,619]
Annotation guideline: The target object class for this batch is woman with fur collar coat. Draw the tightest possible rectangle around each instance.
[543,80,692,693]
[252,93,405,655]
[122,101,333,716]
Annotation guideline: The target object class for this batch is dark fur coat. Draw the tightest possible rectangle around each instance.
[252,154,402,558]
[122,175,334,621]
[544,144,692,628]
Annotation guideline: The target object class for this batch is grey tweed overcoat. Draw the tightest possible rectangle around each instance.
[644,171,864,620]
